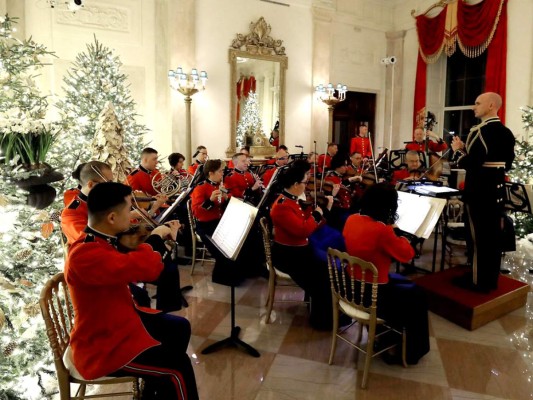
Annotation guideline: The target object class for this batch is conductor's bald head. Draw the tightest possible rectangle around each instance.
[474,92,502,120]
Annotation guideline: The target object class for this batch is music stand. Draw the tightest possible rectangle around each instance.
[201,198,260,358]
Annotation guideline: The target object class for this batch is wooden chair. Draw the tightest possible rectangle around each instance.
[186,199,213,275]
[39,272,141,400]
[259,217,309,323]
[326,248,406,389]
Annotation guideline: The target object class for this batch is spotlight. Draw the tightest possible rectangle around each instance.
[380,56,398,65]
[67,0,84,11]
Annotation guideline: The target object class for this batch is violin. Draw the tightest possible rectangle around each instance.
[298,192,337,210]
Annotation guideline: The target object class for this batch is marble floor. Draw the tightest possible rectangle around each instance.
[92,242,533,400]
[170,249,533,400]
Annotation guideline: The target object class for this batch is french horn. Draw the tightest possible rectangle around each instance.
[151,170,191,197]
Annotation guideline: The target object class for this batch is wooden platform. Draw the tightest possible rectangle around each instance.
[415,266,529,330]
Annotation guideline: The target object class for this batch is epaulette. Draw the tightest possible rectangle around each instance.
[67,199,81,210]
[130,169,140,176]
[277,196,285,204]
[83,234,96,243]
[264,164,275,170]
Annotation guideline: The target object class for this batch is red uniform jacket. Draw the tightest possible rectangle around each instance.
[350,136,372,158]
[317,154,332,173]
[65,229,163,380]
[126,165,161,196]
[269,136,279,149]
[63,187,81,207]
[191,179,227,222]
[391,169,411,185]
[324,171,351,209]
[224,168,256,199]
[187,161,203,176]
[261,163,280,187]
[61,193,89,245]
[405,140,447,153]
[343,214,414,284]
[270,191,325,246]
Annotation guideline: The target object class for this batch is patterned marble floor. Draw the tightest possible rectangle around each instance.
[168,253,533,400]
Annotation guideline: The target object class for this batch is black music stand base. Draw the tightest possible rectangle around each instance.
[201,284,260,358]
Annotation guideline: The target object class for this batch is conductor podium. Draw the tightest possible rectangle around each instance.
[201,197,260,358]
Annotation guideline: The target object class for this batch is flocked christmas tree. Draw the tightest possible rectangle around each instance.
[0,22,151,399]
[236,91,263,147]
[507,105,533,237]
[0,15,64,399]
[53,36,147,191]
[91,101,131,182]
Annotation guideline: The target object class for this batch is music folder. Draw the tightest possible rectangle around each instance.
[209,197,258,261]
[396,191,446,239]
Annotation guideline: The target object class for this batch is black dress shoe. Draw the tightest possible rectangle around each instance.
[451,275,492,294]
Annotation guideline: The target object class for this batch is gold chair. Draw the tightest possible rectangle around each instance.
[259,217,309,323]
[186,199,213,275]
[326,248,406,389]
[39,272,141,400]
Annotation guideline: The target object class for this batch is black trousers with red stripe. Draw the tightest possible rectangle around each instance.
[110,311,198,400]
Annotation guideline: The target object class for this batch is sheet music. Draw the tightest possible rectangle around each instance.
[211,197,258,260]
[413,185,459,195]
[396,191,446,239]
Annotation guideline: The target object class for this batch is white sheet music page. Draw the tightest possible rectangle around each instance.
[396,191,446,239]
[212,197,257,260]
[396,192,431,236]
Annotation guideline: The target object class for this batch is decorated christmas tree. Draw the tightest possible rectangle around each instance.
[0,22,151,399]
[91,101,131,182]
[508,106,533,237]
[0,15,63,399]
[236,91,263,147]
[53,36,148,191]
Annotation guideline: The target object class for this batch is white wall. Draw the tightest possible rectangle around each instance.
[194,0,313,158]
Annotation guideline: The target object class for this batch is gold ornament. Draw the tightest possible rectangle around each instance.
[23,302,40,318]
[41,221,54,239]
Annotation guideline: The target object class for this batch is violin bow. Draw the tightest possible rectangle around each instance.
[313,141,317,209]
[367,131,379,180]
[320,142,328,193]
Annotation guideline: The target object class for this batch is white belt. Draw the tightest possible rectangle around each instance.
[482,162,505,168]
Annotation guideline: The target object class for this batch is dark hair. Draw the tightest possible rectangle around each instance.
[240,146,250,152]
[71,163,86,181]
[203,159,222,178]
[141,147,158,156]
[330,154,347,170]
[350,151,362,157]
[87,182,132,222]
[278,144,288,151]
[168,152,185,168]
[359,183,399,224]
[193,145,207,158]
[279,159,310,189]
[79,161,111,186]
[327,142,337,149]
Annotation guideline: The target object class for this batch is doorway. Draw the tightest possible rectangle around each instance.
[332,91,376,157]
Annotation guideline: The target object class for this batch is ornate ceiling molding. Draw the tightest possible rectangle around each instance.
[55,5,129,32]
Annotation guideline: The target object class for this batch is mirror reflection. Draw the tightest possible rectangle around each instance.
[235,57,280,148]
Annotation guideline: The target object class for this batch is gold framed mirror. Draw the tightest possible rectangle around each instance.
[227,17,288,158]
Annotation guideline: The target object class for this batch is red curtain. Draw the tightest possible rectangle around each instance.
[412,0,508,129]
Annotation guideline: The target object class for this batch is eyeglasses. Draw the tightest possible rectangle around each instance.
[278,157,288,161]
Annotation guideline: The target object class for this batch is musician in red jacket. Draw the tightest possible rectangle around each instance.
[224,153,262,203]
[405,127,448,153]
[65,182,198,399]
[317,143,338,173]
[349,125,372,159]
[63,163,85,206]
[261,148,290,187]
[390,151,424,185]
[270,160,335,330]
[187,145,208,175]
[126,147,163,196]
[343,183,429,365]
[61,161,114,245]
